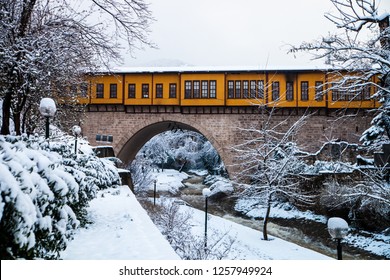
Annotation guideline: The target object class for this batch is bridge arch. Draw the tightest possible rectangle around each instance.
[115,119,232,176]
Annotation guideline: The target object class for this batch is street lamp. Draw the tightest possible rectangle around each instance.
[327,217,349,260]
[153,179,157,206]
[72,125,82,155]
[202,188,211,251]
[39,98,57,139]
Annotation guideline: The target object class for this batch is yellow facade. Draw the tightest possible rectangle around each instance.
[124,73,152,105]
[266,72,295,108]
[89,74,123,104]
[180,73,225,106]
[151,73,180,106]
[85,68,378,110]
[326,72,377,109]
[296,72,326,108]
[225,73,266,106]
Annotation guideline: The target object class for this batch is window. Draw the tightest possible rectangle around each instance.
[315,81,323,101]
[243,80,249,98]
[128,84,136,98]
[272,82,279,101]
[156,84,163,98]
[185,81,192,98]
[169,83,177,98]
[201,81,208,98]
[96,83,104,98]
[110,83,117,98]
[250,80,264,99]
[250,81,257,98]
[210,80,216,98]
[142,84,149,98]
[228,81,234,98]
[286,81,294,101]
[301,81,309,101]
[235,81,241,98]
[193,81,200,98]
[332,83,339,101]
[80,82,88,98]
[257,80,264,99]
[362,85,371,100]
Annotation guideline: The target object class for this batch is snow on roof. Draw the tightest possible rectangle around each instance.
[94,64,335,74]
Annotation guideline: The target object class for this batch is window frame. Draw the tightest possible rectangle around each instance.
[301,81,309,101]
[235,81,241,99]
[315,81,323,101]
[209,80,216,98]
[185,81,192,99]
[128,84,136,98]
[257,80,264,99]
[96,83,104,98]
[228,80,234,99]
[156,83,163,98]
[201,80,208,98]
[142,83,149,98]
[109,83,117,99]
[193,80,200,98]
[243,80,249,98]
[272,81,280,101]
[286,81,294,101]
[169,83,177,98]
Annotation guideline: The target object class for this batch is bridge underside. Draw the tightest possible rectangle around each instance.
[116,121,201,167]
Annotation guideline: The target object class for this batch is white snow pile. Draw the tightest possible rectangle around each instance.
[204,175,234,198]
[0,134,121,259]
[151,169,189,194]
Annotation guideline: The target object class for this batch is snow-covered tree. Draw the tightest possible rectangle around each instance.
[0,133,120,259]
[291,0,390,148]
[232,108,314,240]
[0,0,153,135]
[132,130,227,175]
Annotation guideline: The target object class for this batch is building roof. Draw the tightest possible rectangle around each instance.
[94,65,336,75]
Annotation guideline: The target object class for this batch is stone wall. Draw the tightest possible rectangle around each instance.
[81,106,373,177]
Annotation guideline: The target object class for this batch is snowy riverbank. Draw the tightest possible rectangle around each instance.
[61,185,330,260]
[61,169,389,260]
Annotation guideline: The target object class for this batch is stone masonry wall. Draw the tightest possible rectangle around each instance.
[81,108,373,177]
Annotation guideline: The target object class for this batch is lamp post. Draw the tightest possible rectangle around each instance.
[153,179,157,206]
[72,125,82,155]
[39,98,57,139]
[327,217,349,260]
[202,188,211,251]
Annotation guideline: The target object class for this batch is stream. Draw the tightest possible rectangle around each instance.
[179,174,387,260]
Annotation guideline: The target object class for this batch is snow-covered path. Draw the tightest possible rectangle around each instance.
[61,186,180,260]
[61,186,331,260]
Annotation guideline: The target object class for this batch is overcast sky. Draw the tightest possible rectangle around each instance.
[122,0,390,68]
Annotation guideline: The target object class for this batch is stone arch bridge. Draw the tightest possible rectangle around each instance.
[81,105,372,177]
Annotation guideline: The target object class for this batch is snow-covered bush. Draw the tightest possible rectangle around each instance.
[0,134,120,259]
[140,198,236,260]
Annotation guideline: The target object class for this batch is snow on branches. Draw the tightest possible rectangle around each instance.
[0,134,121,259]
[290,0,390,147]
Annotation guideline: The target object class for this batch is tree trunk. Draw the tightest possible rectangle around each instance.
[13,112,21,136]
[1,91,12,135]
[262,192,273,240]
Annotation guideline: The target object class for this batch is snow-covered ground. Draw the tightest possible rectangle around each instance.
[61,184,330,260]
[61,169,389,260]
[60,186,179,260]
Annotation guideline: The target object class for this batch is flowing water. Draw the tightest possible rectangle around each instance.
[179,174,386,260]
